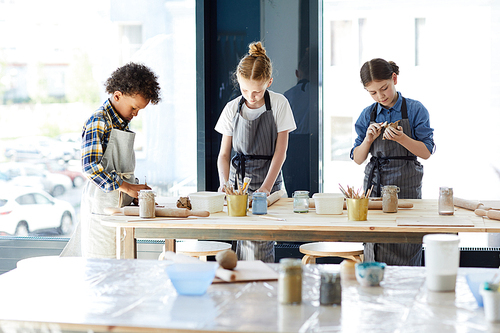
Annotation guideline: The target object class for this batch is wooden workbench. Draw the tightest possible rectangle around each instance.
[102,198,500,258]
[101,199,500,259]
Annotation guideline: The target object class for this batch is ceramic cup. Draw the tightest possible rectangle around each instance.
[480,288,500,322]
[355,262,386,287]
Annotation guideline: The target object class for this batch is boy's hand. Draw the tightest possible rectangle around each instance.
[119,182,151,198]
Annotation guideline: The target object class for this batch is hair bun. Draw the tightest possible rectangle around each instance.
[248,41,267,57]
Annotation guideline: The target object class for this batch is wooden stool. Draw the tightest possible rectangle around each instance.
[299,242,364,264]
[159,241,231,261]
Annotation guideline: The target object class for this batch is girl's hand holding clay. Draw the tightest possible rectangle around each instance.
[383,125,404,141]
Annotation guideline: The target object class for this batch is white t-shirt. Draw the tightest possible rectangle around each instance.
[215,90,297,136]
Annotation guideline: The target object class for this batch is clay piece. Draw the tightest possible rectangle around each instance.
[176,196,192,210]
[382,120,400,140]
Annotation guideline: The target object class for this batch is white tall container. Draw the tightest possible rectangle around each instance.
[423,234,460,292]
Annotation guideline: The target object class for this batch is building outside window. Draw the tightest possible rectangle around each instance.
[0,0,196,238]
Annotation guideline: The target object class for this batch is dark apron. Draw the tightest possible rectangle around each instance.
[363,98,424,266]
[231,90,280,262]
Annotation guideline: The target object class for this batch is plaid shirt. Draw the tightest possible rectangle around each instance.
[81,99,131,192]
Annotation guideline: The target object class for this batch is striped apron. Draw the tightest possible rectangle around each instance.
[363,98,424,266]
[231,91,281,263]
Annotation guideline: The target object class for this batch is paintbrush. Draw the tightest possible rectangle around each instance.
[242,177,251,194]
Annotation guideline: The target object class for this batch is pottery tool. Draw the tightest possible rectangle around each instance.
[242,177,251,194]
[341,201,413,210]
[258,215,286,221]
[339,184,372,199]
[236,175,243,194]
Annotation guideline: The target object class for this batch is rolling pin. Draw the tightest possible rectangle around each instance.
[453,197,484,211]
[341,201,413,210]
[267,189,286,207]
[487,210,500,221]
[475,208,489,217]
[104,206,210,217]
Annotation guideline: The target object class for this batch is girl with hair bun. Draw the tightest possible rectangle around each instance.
[351,58,435,266]
[215,41,296,262]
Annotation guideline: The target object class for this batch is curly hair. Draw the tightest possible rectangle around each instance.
[105,63,161,105]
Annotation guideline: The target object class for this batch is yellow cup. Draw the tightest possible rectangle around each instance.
[227,194,248,217]
[346,198,369,221]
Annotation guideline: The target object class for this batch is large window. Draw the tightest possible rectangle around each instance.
[0,0,196,237]
[323,0,500,201]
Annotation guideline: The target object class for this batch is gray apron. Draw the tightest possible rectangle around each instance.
[60,110,135,258]
[231,91,281,263]
[363,97,424,266]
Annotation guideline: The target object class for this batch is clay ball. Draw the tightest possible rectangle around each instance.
[216,249,238,270]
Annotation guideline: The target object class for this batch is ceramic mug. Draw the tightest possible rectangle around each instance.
[355,262,386,287]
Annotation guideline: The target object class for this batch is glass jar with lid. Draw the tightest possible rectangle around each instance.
[278,258,302,304]
[293,190,309,213]
[382,185,400,213]
[438,187,454,215]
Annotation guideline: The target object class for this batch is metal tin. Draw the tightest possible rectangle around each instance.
[293,191,309,213]
[252,192,267,215]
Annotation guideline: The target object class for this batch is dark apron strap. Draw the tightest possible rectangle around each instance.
[233,90,273,185]
[231,153,273,185]
[238,90,272,113]
[370,97,408,121]
[367,155,417,196]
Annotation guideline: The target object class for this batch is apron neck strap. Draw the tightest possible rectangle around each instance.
[237,90,272,113]
[370,97,408,122]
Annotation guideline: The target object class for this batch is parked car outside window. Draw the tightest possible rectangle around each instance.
[0,186,75,236]
[0,162,73,197]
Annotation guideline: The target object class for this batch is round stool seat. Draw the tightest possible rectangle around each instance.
[177,241,231,257]
[159,241,231,261]
[299,242,364,264]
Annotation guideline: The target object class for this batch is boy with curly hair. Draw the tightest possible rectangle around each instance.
[61,62,161,258]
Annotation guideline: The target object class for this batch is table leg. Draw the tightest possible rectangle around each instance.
[164,239,176,252]
[116,227,135,259]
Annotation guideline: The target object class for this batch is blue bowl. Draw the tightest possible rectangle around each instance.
[166,262,218,296]
[355,262,386,286]
[466,272,496,307]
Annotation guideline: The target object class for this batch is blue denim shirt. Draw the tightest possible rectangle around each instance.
[350,92,435,159]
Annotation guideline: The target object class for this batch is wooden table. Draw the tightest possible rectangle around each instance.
[0,257,497,332]
[101,199,500,259]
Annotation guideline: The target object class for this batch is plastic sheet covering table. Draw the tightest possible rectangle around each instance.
[0,257,498,332]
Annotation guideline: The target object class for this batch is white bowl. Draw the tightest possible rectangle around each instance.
[188,192,225,213]
[312,193,344,215]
